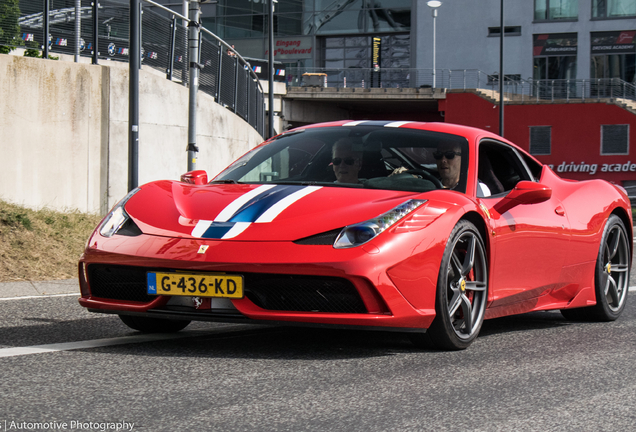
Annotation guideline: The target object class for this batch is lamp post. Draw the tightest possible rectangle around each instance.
[268,0,275,139]
[128,0,140,190]
[499,0,504,137]
[187,0,202,172]
[427,1,441,89]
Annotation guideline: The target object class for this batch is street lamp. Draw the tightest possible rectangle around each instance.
[427,1,442,88]
[499,0,504,137]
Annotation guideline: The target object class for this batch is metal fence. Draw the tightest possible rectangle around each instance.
[287,67,636,103]
[1,0,265,136]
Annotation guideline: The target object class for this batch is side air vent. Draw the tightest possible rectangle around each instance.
[293,228,342,245]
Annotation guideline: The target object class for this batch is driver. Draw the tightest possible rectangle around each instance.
[433,143,462,189]
[332,138,363,184]
[433,143,492,196]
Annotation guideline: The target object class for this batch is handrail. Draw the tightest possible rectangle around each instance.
[143,0,262,93]
[285,67,636,102]
[142,0,187,20]
[5,0,266,136]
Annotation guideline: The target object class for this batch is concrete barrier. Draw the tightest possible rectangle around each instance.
[0,55,264,215]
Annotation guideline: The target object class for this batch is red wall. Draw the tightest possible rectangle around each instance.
[442,93,636,185]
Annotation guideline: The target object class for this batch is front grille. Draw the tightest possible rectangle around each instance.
[87,265,153,302]
[244,274,367,313]
[86,265,368,314]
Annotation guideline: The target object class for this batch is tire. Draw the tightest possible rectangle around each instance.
[411,220,489,350]
[561,215,630,321]
[119,315,191,333]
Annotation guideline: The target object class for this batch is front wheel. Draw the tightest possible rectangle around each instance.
[561,214,630,321]
[119,315,191,333]
[411,220,489,350]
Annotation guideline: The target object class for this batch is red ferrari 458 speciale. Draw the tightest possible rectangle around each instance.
[78,121,632,350]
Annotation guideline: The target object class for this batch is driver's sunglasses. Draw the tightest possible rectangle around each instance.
[331,157,356,166]
[433,151,462,160]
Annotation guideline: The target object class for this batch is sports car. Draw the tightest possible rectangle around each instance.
[78,121,633,350]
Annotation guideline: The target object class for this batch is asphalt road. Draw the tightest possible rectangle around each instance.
[1,288,636,432]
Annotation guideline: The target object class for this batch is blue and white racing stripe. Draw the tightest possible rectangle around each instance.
[341,120,412,128]
[191,185,322,239]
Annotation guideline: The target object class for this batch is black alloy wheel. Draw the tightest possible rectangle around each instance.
[561,214,630,321]
[411,220,489,350]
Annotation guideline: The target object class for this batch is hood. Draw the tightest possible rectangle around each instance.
[123,181,432,242]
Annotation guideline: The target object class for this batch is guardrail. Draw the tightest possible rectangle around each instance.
[505,78,636,103]
[1,0,265,136]
[286,67,636,103]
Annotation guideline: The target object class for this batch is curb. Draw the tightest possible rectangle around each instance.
[0,279,79,299]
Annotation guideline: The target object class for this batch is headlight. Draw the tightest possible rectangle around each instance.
[99,188,140,237]
[334,199,427,248]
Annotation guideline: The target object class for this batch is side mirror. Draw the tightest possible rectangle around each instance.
[493,181,552,215]
[180,170,208,185]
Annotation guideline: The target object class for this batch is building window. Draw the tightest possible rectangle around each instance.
[321,34,410,87]
[310,0,411,35]
[488,26,522,37]
[535,0,579,20]
[592,0,636,18]
[533,34,578,82]
[601,125,629,155]
[529,126,552,155]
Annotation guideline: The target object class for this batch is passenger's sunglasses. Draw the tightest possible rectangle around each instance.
[331,157,357,166]
[433,151,462,160]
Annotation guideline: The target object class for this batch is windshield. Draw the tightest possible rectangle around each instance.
[215,126,469,193]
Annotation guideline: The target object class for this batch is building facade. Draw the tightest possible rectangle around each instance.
[200,0,634,86]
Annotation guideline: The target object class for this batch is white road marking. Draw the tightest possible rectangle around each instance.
[0,293,78,301]
[3,286,636,358]
[0,327,246,358]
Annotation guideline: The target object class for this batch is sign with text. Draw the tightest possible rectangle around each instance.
[591,31,636,55]
[371,37,382,87]
[265,36,313,59]
[533,33,578,57]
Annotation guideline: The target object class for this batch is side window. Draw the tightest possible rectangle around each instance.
[521,153,543,181]
[477,141,532,197]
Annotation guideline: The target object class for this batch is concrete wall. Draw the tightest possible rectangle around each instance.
[0,55,264,215]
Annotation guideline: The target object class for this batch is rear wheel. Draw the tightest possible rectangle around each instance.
[561,215,630,321]
[119,315,191,333]
[410,220,489,350]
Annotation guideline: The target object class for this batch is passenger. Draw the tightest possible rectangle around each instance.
[332,138,363,184]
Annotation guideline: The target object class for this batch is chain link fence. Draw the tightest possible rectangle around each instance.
[0,0,264,136]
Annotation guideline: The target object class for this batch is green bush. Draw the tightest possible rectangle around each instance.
[23,48,40,57]
[0,0,21,49]
[23,48,59,60]
[0,208,33,230]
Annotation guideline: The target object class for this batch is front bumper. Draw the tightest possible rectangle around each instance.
[78,234,438,330]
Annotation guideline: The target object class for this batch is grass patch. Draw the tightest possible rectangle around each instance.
[0,200,103,282]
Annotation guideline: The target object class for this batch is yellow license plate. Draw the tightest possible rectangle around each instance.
[147,272,243,298]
